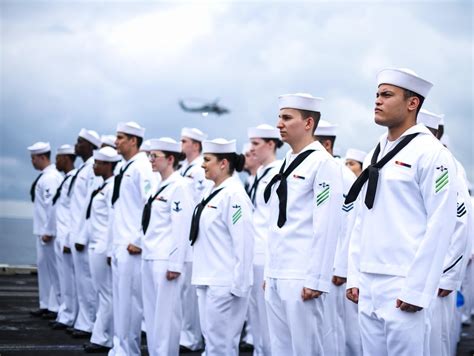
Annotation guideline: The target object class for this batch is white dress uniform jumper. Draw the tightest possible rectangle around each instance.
[263,141,343,356]
[141,171,193,356]
[191,177,254,356]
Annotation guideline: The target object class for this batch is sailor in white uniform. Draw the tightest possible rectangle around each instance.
[109,122,155,356]
[345,148,367,178]
[346,68,458,355]
[141,138,194,356]
[246,124,283,356]
[264,93,343,356]
[69,129,103,338]
[82,147,121,353]
[315,120,357,356]
[179,127,210,351]
[190,138,254,356]
[417,109,471,356]
[47,144,78,329]
[28,142,63,318]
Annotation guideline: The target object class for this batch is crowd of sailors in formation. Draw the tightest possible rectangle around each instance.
[27,67,473,355]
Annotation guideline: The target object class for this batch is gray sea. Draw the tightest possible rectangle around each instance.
[0,217,36,265]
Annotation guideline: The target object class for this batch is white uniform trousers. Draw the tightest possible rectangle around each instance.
[196,285,249,356]
[89,249,113,347]
[428,292,456,356]
[321,282,345,356]
[109,247,143,356]
[460,262,473,324]
[358,272,429,356]
[55,237,78,326]
[142,260,184,356]
[344,295,363,356]
[71,245,97,332]
[451,298,462,356]
[264,278,325,356]
[248,264,271,356]
[36,236,60,312]
[180,262,204,350]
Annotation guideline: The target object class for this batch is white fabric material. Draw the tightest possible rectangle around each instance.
[36,236,60,312]
[345,148,367,164]
[347,125,458,308]
[116,121,145,138]
[101,135,117,148]
[142,171,193,273]
[248,264,271,356]
[142,260,184,356]
[278,93,323,112]
[181,127,207,142]
[264,278,325,355]
[265,141,344,292]
[418,109,443,130]
[28,141,51,154]
[321,283,345,356]
[56,245,78,326]
[247,124,280,139]
[57,144,75,155]
[89,249,113,347]
[179,262,204,350]
[358,273,429,356]
[314,119,337,137]
[148,137,181,153]
[376,67,433,97]
[191,177,254,297]
[196,285,249,356]
[79,128,101,148]
[109,249,143,356]
[428,292,456,356]
[93,147,121,162]
[344,297,363,356]
[202,138,236,154]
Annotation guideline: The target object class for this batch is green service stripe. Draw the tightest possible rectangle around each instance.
[317,187,330,198]
[436,175,449,189]
[232,211,242,224]
[435,179,449,193]
[317,195,329,206]
[436,171,448,184]
[317,190,330,204]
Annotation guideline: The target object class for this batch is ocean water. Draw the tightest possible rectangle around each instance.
[0,217,36,265]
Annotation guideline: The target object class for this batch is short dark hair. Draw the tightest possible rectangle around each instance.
[296,110,321,134]
[315,135,336,148]
[213,153,245,175]
[403,89,425,115]
[124,133,143,149]
[163,151,186,170]
[262,138,284,151]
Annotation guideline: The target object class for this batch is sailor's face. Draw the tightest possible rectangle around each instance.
[345,159,363,177]
[55,155,66,172]
[250,138,270,165]
[30,154,42,170]
[244,149,259,172]
[202,154,222,182]
[115,132,133,156]
[277,108,308,144]
[374,84,409,127]
[181,137,193,156]
[75,136,88,156]
[93,160,108,177]
[149,150,167,173]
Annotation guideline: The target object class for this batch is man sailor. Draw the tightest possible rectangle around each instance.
[345,68,458,355]
[264,93,343,355]
[28,141,63,319]
[109,121,155,355]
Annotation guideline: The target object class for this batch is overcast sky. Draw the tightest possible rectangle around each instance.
[1,0,472,216]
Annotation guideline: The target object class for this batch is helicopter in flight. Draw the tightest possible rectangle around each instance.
[179,98,230,116]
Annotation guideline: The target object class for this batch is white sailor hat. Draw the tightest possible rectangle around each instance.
[278,93,323,112]
[345,148,367,164]
[140,139,152,152]
[149,137,181,153]
[203,138,236,154]
[57,144,75,155]
[93,147,121,162]
[242,143,251,154]
[27,142,51,155]
[418,109,443,130]
[248,124,281,139]
[116,121,145,138]
[101,135,117,148]
[181,127,207,142]
[439,114,445,126]
[315,119,337,137]
[78,128,101,148]
[376,68,433,98]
